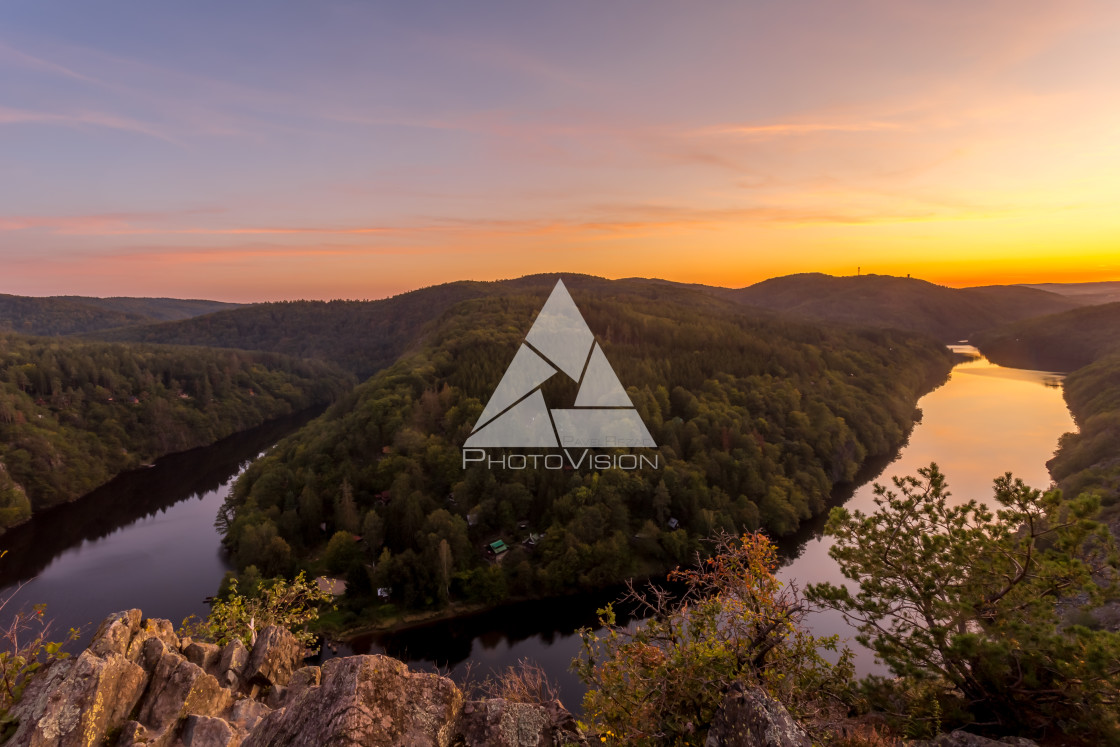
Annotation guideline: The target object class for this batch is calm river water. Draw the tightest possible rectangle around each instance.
[0,348,1073,711]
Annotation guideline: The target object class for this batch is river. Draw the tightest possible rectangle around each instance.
[0,348,1073,711]
[0,410,321,648]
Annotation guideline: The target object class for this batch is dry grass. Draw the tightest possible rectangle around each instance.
[477,658,560,705]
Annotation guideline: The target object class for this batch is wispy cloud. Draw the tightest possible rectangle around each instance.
[0,40,100,84]
[0,105,180,143]
[700,121,905,138]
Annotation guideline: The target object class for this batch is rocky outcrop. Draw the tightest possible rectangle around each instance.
[242,655,463,747]
[27,648,147,747]
[8,609,586,747]
[704,682,813,747]
[240,626,302,692]
[454,698,589,747]
[910,733,1040,747]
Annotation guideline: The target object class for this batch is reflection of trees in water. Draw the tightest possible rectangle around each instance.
[337,579,676,671]
[773,447,901,564]
[0,408,320,586]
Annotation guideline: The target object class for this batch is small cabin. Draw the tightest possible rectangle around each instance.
[488,540,509,556]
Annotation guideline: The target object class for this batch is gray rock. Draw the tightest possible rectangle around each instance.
[29,649,147,747]
[263,684,286,710]
[137,640,232,735]
[116,720,151,746]
[127,618,180,663]
[454,698,588,747]
[241,626,304,691]
[910,732,1040,747]
[217,639,249,690]
[184,641,222,677]
[284,665,320,703]
[4,659,74,746]
[180,714,237,746]
[89,609,142,658]
[229,698,272,733]
[704,682,812,747]
[242,654,463,747]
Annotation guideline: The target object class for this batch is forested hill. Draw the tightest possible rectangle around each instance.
[91,273,1088,378]
[96,282,494,377]
[94,275,754,377]
[0,294,240,336]
[1021,280,1120,306]
[722,273,1083,342]
[973,301,1120,372]
[219,281,953,619]
[0,333,352,530]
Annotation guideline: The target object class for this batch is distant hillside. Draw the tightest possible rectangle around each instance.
[973,302,1120,372]
[91,273,1092,377]
[1021,280,1120,306]
[95,275,751,377]
[97,283,494,377]
[0,294,240,336]
[54,296,240,322]
[726,273,1083,342]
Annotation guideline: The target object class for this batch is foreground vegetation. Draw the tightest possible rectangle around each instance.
[0,333,351,529]
[219,284,952,626]
[576,467,1120,744]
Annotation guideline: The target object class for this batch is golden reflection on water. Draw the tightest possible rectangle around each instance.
[781,346,1076,673]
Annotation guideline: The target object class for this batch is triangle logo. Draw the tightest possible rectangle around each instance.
[465,280,656,449]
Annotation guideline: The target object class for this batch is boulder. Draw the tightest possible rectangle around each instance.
[180,714,238,746]
[241,626,304,690]
[910,733,1040,747]
[127,618,180,663]
[137,638,232,735]
[184,641,222,677]
[29,649,147,747]
[229,698,272,733]
[116,720,151,746]
[242,655,463,747]
[283,666,320,704]
[4,659,75,746]
[89,609,142,658]
[454,698,588,747]
[217,639,249,690]
[704,682,812,747]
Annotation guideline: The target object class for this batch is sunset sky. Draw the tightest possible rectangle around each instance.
[2,1,1119,302]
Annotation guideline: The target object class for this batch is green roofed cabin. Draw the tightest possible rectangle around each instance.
[488,540,509,556]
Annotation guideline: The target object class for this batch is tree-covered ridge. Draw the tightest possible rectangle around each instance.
[728,272,1085,342]
[97,282,494,377]
[53,296,241,323]
[0,334,352,529]
[975,300,1120,372]
[94,273,1091,378]
[1049,352,1120,522]
[220,286,952,621]
[0,294,240,337]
